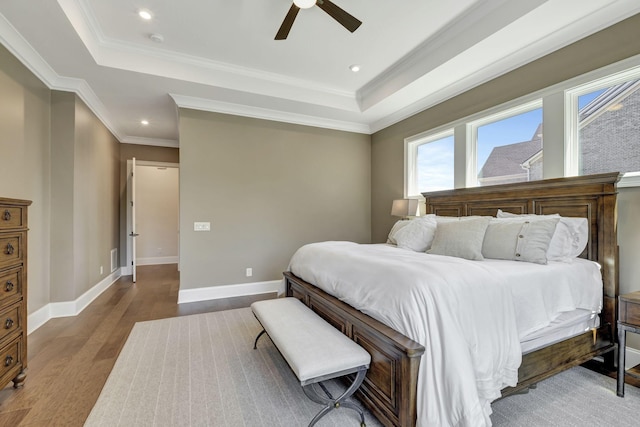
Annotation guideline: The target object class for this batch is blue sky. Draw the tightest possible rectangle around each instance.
[416,88,607,192]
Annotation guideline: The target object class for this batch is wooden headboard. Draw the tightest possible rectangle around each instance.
[422,172,620,334]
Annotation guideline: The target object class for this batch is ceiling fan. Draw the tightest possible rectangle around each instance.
[275,0,362,40]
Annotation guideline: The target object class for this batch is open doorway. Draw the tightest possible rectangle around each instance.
[125,160,179,276]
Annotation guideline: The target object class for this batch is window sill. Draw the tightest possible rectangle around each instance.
[619,173,640,188]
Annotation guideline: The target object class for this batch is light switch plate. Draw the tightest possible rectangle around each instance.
[194,222,211,231]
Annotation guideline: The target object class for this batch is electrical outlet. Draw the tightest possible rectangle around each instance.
[100,266,103,275]
[246,268,252,277]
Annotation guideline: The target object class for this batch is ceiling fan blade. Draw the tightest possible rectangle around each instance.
[275,4,300,40]
[316,0,361,33]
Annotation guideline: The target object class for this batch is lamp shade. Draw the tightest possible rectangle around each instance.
[391,199,418,217]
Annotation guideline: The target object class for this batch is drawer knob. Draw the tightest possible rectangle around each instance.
[5,243,14,255]
[4,318,13,329]
[2,210,10,221]
[4,281,13,292]
[4,355,13,367]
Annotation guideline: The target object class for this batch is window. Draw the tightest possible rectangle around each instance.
[403,56,640,190]
[406,131,454,196]
[472,103,543,187]
[575,78,640,176]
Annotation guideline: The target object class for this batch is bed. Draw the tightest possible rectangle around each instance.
[284,172,620,427]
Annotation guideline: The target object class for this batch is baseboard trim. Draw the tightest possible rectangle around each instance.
[626,346,640,370]
[137,256,178,266]
[178,280,284,304]
[27,268,122,334]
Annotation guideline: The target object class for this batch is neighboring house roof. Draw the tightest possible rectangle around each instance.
[479,80,640,180]
[478,124,542,179]
[579,79,640,124]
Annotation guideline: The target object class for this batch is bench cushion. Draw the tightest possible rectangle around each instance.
[251,298,371,384]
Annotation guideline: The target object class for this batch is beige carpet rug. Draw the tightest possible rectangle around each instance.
[84,307,382,426]
[86,307,640,426]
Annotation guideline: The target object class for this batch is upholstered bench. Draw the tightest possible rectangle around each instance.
[251,297,371,427]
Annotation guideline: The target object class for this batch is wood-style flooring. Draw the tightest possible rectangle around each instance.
[1,264,637,426]
[0,264,274,426]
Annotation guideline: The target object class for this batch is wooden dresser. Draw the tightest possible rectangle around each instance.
[0,197,30,389]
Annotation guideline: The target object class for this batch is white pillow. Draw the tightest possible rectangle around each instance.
[482,217,559,264]
[387,219,411,245]
[497,210,589,262]
[394,217,438,252]
[427,217,490,260]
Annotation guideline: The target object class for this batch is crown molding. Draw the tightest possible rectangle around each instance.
[368,0,640,133]
[171,94,371,134]
[120,136,179,148]
[0,11,126,141]
[59,0,359,113]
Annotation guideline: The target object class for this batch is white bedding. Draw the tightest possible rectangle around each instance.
[288,242,603,427]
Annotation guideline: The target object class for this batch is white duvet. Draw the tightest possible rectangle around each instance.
[288,242,603,427]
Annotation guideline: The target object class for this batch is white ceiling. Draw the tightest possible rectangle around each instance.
[1,0,639,147]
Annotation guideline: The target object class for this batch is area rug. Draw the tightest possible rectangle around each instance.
[86,307,640,426]
[84,307,382,426]
[491,361,640,426]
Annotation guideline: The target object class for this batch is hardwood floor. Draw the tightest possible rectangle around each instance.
[0,264,275,426]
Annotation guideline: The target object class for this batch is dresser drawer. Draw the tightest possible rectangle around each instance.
[0,232,24,269]
[0,205,25,230]
[0,335,22,384]
[0,267,22,304]
[0,302,21,344]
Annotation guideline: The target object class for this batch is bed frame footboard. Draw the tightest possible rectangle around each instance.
[285,272,425,427]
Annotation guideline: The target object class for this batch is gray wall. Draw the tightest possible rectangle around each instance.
[0,42,120,312]
[49,92,120,302]
[0,43,51,314]
[178,109,371,290]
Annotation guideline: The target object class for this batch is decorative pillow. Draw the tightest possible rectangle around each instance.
[497,210,588,262]
[387,219,411,245]
[482,217,559,264]
[427,217,490,260]
[394,217,438,252]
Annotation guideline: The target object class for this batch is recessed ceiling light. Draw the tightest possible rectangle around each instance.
[138,9,152,20]
[141,120,149,126]
[150,33,164,43]
[349,64,361,73]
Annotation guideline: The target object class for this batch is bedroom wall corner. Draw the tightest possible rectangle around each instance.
[177,109,371,297]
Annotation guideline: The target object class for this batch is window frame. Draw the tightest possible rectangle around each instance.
[468,99,542,187]
[565,64,640,181]
[404,127,455,198]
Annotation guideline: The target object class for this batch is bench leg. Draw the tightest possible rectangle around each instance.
[253,329,267,349]
[303,369,367,427]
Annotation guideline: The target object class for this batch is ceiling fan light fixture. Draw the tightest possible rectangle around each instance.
[138,9,153,20]
[293,0,316,9]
